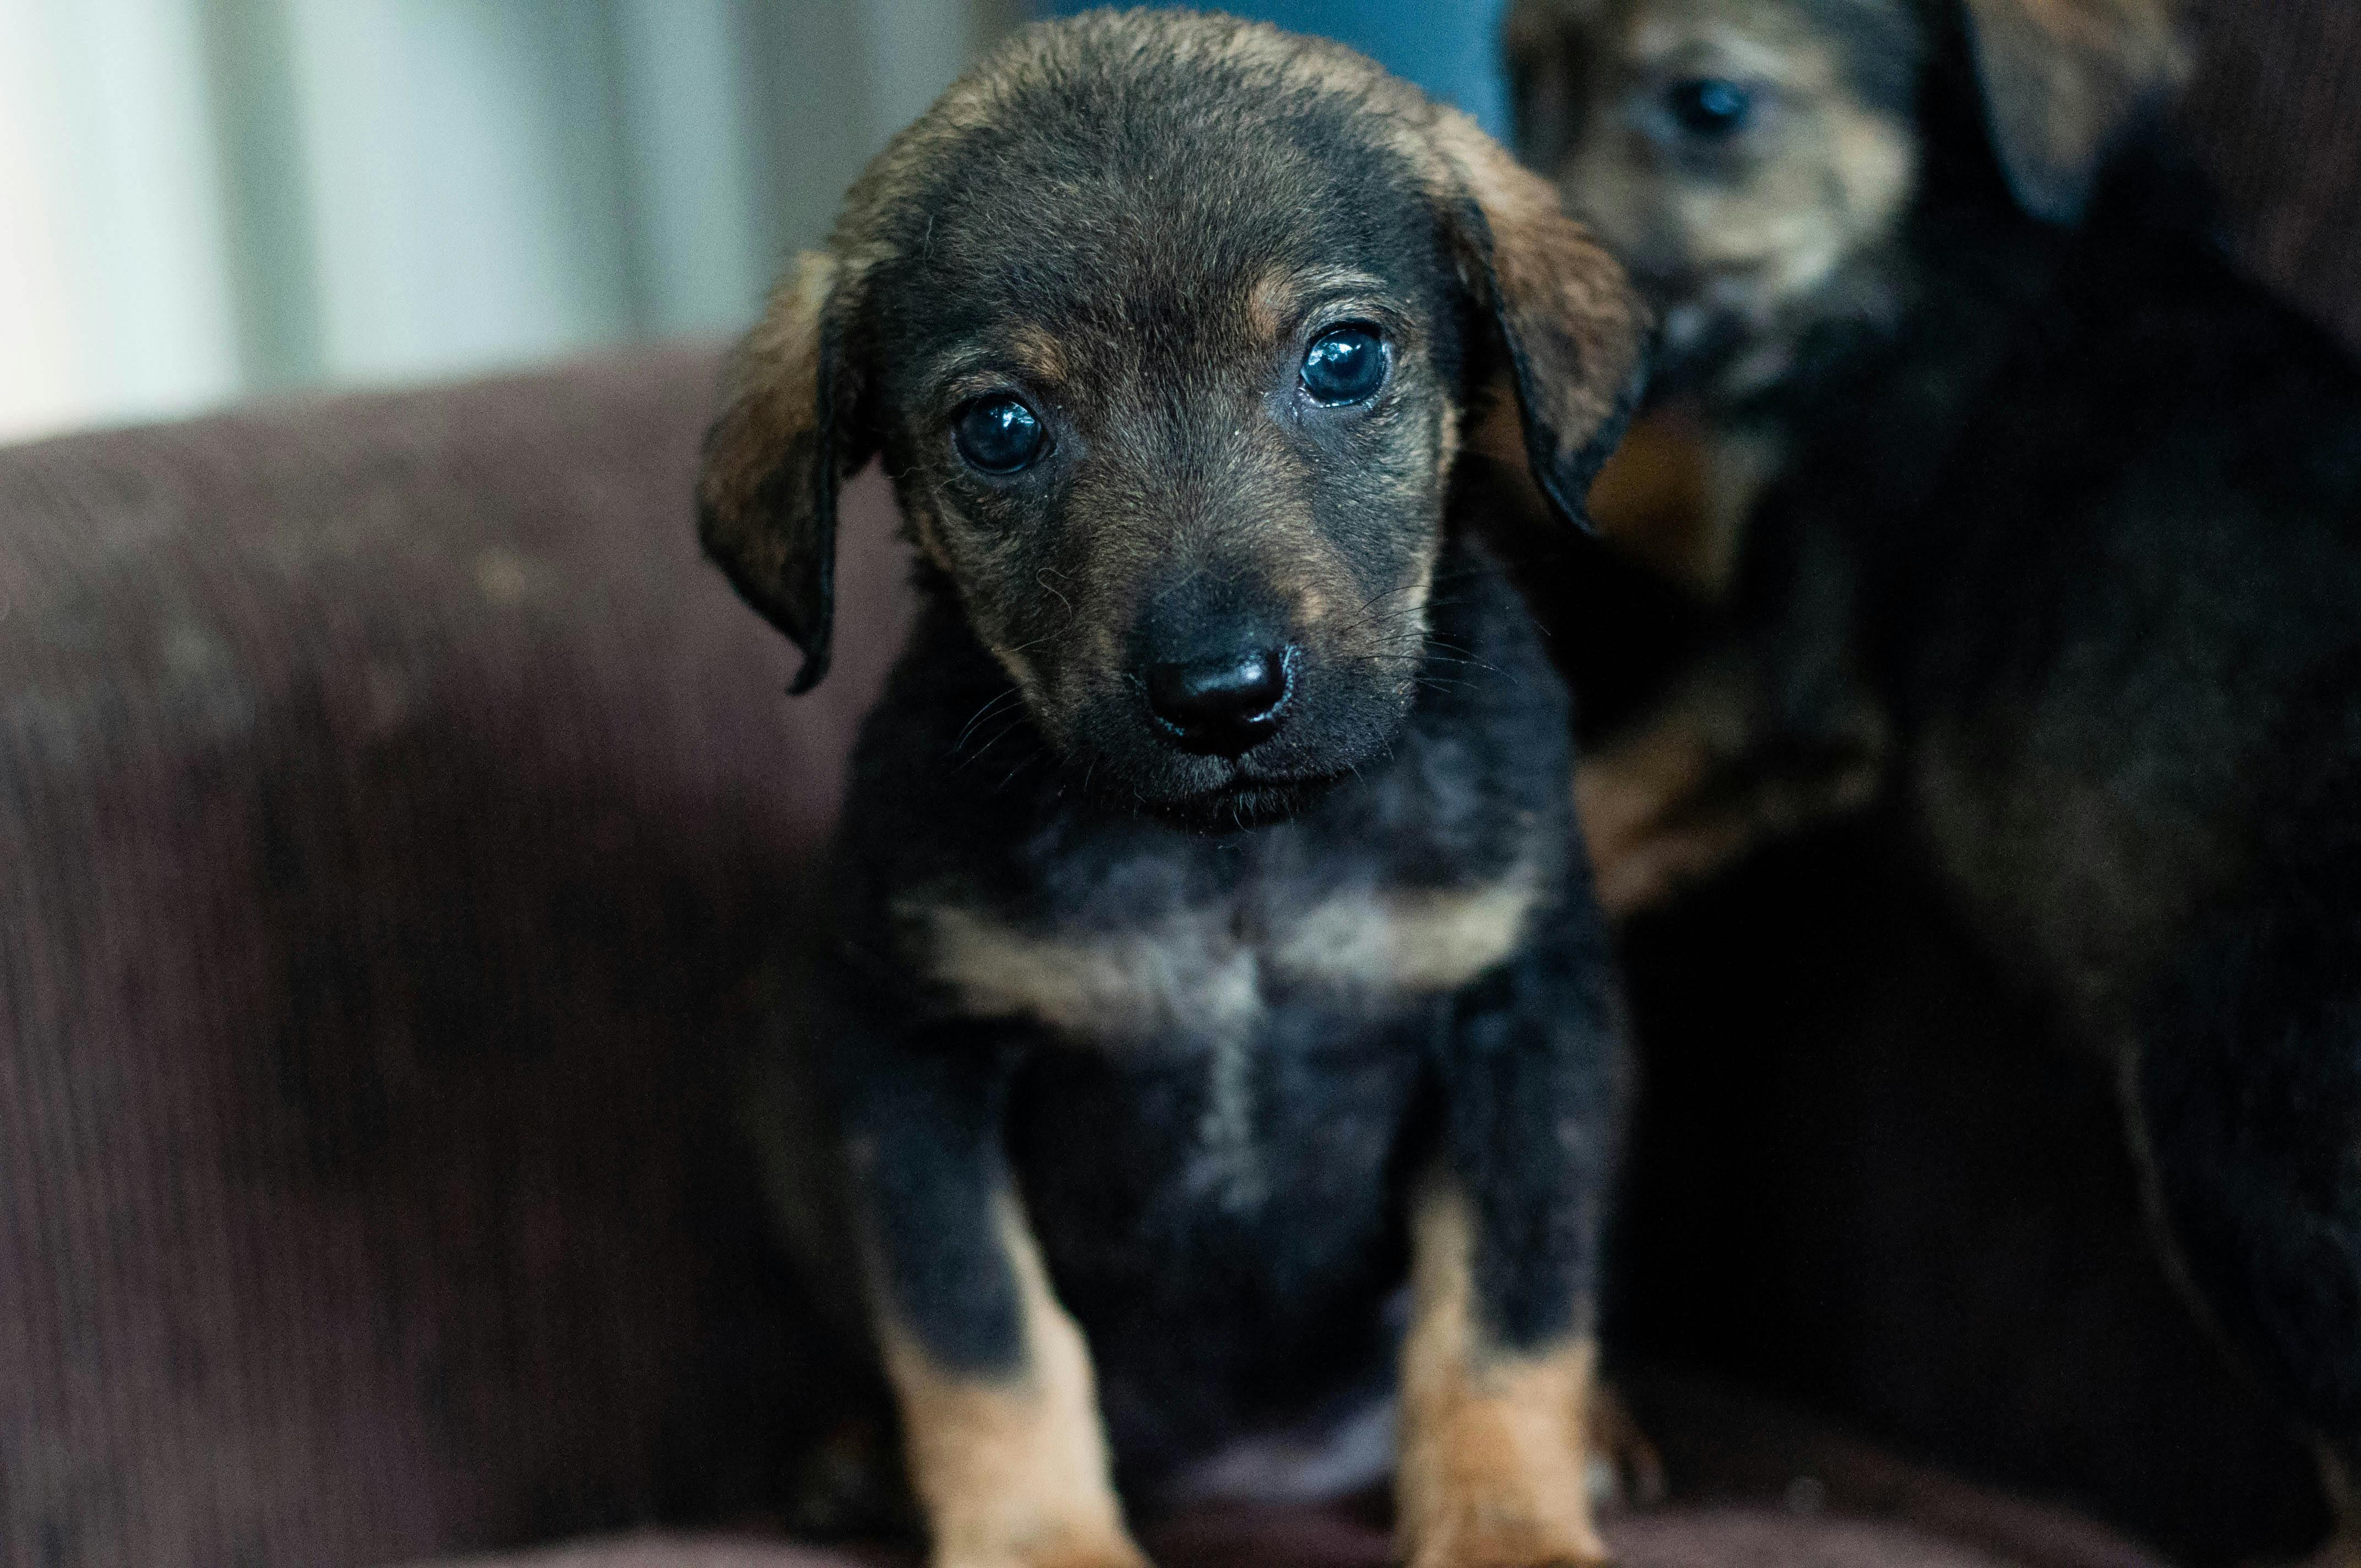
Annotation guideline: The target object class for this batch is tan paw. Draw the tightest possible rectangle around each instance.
[938,1536,1151,1568]
[1404,1525,1609,1568]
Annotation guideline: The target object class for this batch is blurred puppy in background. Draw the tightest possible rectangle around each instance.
[702,11,1655,1567]
[1511,0,2361,1559]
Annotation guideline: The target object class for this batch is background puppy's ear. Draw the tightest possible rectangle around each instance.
[1435,119,1651,531]
[697,252,867,694]
[1960,0,2191,223]
[1503,0,1601,170]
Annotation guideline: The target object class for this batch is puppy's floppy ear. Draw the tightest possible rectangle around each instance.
[698,251,870,694]
[1503,0,1604,170]
[1960,0,2191,223]
[1433,116,1650,531]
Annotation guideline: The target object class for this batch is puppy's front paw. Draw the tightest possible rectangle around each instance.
[1405,1532,1608,1568]
[937,1533,1151,1568]
[1396,1349,1611,1568]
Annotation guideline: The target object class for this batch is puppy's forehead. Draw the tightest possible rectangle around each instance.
[1606,0,1920,106]
[862,23,1453,377]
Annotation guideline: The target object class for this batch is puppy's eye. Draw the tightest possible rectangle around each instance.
[1663,77,1754,138]
[1300,325,1389,406]
[954,395,1046,474]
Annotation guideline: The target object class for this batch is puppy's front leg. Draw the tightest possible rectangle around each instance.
[1397,942,1625,1568]
[842,1030,1147,1568]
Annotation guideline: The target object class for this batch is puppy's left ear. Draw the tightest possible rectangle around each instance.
[698,251,872,694]
[1960,0,2191,224]
[1503,0,1606,171]
[1433,117,1650,531]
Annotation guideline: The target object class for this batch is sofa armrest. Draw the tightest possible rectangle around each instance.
[0,347,911,1567]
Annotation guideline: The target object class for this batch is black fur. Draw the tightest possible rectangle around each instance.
[705,13,1644,1542]
[801,532,1619,1493]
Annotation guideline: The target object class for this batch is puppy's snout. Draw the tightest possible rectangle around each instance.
[1144,641,1296,757]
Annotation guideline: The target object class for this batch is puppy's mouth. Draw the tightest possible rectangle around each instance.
[1141,762,1354,833]
[1643,255,1905,408]
[1639,266,1774,399]
[1064,734,1364,834]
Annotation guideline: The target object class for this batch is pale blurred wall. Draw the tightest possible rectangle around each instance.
[0,0,1024,443]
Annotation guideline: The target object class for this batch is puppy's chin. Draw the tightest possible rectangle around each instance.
[1647,300,1754,399]
[1063,722,1399,834]
[1139,772,1350,834]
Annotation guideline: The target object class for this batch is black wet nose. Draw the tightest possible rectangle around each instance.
[1145,645,1294,755]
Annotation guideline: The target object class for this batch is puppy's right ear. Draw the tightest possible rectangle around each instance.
[1503,0,1602,168]
[698,252,868,694]
[1960,0,2191,223]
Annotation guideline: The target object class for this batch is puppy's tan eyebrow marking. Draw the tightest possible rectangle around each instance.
[1626,18,1835,89]
[1002,324,1074,389]
[929,341,1066,406]
[1247,265,1399,340]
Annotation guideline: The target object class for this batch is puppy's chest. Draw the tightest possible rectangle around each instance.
[898,838,1543,1052]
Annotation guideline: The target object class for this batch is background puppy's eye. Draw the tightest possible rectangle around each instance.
[1663,77,1754,138]
[954,395,1046,473]
[1300,325,1388,406]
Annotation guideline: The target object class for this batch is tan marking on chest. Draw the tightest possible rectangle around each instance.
[908,871,1540,1044]
[917,905,1263,1043]
[1271,874,1542,995]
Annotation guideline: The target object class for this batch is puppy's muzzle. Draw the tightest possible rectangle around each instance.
[1145,640,1298,757]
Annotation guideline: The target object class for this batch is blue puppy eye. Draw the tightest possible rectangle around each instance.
[954,395,1045,474]
[1300,325,1388,406]
[1664,77,1754,138]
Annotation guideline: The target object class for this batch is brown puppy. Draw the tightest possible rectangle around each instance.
[1515,3,2361,1564]
[701,11,1652,1568]
[1509,0,2188,905]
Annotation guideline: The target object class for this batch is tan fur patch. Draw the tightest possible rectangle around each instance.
[1248,269,1293,344]
[915,903,1265,1044]
[1575,654,1885,915]
[1395,1183,1605,1568]
[1588,410,1785,599]
[1585,405,1714,585]
[877,1195,1146,1568]
[1005,323,1074,390]
[1274,873,1542,995]
[1435,398,1465,484]
[1468,392,1543,486]
[910,873,1539,1046]
[1962,0,2191,219]
[1247,264,1394,343]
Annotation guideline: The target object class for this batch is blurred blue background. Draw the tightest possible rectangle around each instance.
[0,0,1508,445]
[1042,0,1510,138]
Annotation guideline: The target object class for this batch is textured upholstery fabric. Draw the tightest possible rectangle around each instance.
[0,346,911,1566]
